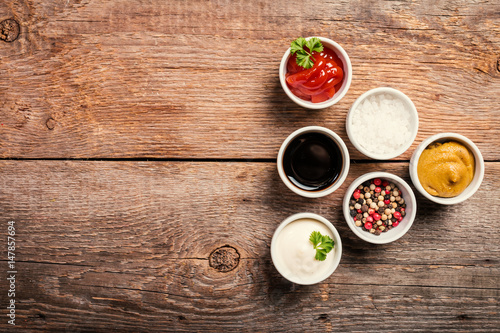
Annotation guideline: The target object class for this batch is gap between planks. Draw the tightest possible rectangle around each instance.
[0,157,416,163]
[1,158,499,163]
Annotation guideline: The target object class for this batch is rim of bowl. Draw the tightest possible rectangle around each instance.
[409,132,485,205]
[277,126,350,198]
[342,172,417,244]
[271,212,343,285]
[279,37,352,109]
[346,87,419,160]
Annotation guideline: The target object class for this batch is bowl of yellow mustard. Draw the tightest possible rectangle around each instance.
[409,133,484,205]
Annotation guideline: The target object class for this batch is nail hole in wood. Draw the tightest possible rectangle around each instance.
[0,19,20,42]
[318,313,328,321]
[209,245,240,272]
[46,118,56,130]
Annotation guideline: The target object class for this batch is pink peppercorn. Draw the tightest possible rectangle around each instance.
[364,222,373,230]
[353,216,357,221]
[366,216,373,223]
[397,216,403,222]
[393,211,401,219]
[368,208,375,215]
[373,178,382,186]
[354,189,361,193]
[401,208,405,213]
[393,221,399,227]
[357,209,362,213]
[382,180,389,187]
[375,187,382,193]
[373,213,381,221]
[384,199,390,205]
[353,192,360,199]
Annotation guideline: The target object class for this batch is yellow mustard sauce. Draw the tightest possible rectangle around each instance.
[417,141,475,197]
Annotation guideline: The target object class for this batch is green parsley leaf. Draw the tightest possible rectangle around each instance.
[306,37,324,54]
[296,52,314,69]
[289,37,324,69]
[310,231,323,245]
[315,249,328,261]
[309,231,334,261]
[290,37,307,54]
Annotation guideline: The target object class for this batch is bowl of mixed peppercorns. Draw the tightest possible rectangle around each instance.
[342,172,417,244]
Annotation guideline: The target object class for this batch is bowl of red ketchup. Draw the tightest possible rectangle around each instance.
[279,37,352,109]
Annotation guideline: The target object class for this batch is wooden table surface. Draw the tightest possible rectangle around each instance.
[1,0,499,331]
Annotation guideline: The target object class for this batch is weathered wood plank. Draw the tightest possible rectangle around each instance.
[0,0,498,159]
[0,161,498,265]
[0,160,498,331]
[6,261,500,332]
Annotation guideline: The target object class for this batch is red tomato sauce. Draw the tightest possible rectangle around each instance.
[286,47,344,103]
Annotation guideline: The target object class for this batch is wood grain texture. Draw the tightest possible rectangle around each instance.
[0,0,499,159]
[0,160,498,331]
[1,0,499,331]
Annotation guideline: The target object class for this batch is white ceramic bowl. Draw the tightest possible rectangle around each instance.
[279,37,352,109]
[346,87,419,159]
[409,133,484,205]
[342,172,417,244]
[277,126,350,198]
[271,212,342,285]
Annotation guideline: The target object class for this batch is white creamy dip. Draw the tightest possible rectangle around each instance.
[273,218,336,284]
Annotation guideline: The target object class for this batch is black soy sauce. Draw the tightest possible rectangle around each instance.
[283,132,343,191]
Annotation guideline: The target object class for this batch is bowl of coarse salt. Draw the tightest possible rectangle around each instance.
[346,87,419,160]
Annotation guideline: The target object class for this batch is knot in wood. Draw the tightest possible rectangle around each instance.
[46,118,56,130]
[0,19,20,42]
[209,246,240,272]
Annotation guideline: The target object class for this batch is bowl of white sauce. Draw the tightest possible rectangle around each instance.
[271,212,342,285]
[346,87,419,160]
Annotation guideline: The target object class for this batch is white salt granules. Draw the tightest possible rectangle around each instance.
[350,93,412,155]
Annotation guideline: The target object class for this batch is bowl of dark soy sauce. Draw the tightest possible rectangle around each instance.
[277,126,350,198]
